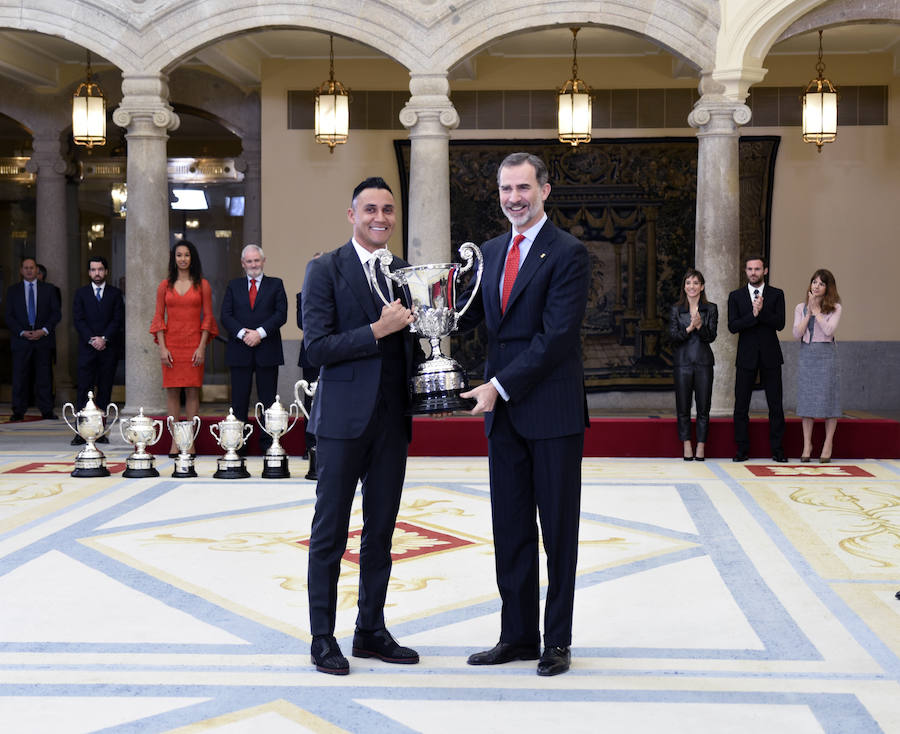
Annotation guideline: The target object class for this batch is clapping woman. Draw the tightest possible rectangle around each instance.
[669,269,718,460]
[792,269,842,462]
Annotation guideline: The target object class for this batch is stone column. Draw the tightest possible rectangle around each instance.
[688,89,751,416]
[637,207,662,359]
[26,135,73,399]
[112,73,180,415]
[399,73,459,265]
[235,135,261,246]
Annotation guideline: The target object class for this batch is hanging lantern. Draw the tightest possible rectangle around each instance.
[73,50,106,149]
[558,27,592,146]
[801,30,838,153]
[314,35,350,153]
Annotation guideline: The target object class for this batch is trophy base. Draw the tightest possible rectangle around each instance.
[173,466,198,478]
[409,389,477,415]
[123,456,158,478]
[123,466,160,478]
[214,457,250,479]
[261,454,290,479]
[71,464,110,478]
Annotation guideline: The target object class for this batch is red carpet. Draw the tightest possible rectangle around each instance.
[146,416,900,459]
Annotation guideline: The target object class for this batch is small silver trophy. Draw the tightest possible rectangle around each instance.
[210,408,253,479]
[63,391,119,477]
[371,243,484,413]
[255,395,300,479]
[167,415,202,478]
[293,379,318,481]
[120,408,164,478]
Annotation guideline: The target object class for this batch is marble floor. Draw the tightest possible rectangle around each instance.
[1,418,899,733]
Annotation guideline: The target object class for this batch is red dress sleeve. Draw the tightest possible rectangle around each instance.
[199,279,219,338]
[149,280,169,343]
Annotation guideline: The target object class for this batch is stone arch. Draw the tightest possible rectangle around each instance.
[167,69,259,142]
[776,1,900,43]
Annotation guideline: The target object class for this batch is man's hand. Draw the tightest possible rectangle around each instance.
[371,299,414,339]
[460,382,499,415]
[89,336,107,351]
[752,294,763,317]
[242,329,262,347]
[24,330,45,341]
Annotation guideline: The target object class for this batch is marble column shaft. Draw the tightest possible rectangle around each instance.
[113,73,180,415]
[236,136,261,247]
[688,94,751,417]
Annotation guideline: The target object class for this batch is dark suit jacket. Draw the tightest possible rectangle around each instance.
[668,302,718,367]
[458,220,590,439]
[302,241,417,441]
[73,283,125,354]
[220,275,288,367]
[727,284,785,369]
[5,280,61,352]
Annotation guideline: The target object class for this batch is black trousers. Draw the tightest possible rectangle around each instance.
[674,364,713,442]
[11,344,53,415]
[76,346,118,411]
[733,364,785,453]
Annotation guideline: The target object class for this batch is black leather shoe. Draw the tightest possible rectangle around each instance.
[8,413,24,422]
[310,634,349,675]
[537,646,571,676]
[771,451,788,463]
[732,453,749,462]
[467,642,540,665]
[96,435,109,444]
[352,628,419,664]
[70,435,86,446]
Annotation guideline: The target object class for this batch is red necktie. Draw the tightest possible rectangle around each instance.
[501,234,524,313]
[249,278,257,309]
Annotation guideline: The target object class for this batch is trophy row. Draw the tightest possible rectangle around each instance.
[62,380,317,480]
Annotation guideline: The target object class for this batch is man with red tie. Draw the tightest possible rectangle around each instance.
[459,152,590,676]
[220,244,288,449]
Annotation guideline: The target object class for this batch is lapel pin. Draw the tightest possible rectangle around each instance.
[540,252,547,259]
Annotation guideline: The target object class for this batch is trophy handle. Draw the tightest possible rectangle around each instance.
[62,402,78,434]
[294,379,317,420]
[118,418,130,443]
[451,242,484,324]
[101,403,119,437]
[166,415,176,434]
[370,248,395,306]
[254,401,267,432]
[151,419,164,446]
[286,400,301,433]
[243,423,254,441]
[209,423,220,441]
[190,415,202,441]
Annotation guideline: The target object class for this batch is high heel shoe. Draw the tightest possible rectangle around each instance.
[800,456,811,463]
[819,455,831,464]
[683,455,694,461]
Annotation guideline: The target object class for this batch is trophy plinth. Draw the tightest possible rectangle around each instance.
[167,416,201,478]
[211,409,252,479]
[256,396,299,479]
[372,243,483,415]
[121,408,163,478]
[63,391,118,477]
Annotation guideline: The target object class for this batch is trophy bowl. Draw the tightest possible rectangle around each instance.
[371,242,483,414]
[63,391,118,477]
[210,408,253,479]
[167,415,201,478]
[120,408,163,478]
[255,395,300,479]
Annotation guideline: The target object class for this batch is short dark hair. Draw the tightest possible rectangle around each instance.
[744,254,766,268]
[88,255,109,271]
[37,263,48,278]
[351,177,393,207]
[497,152,549,187]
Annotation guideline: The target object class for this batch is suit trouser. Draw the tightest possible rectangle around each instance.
[674,364,713,442]
[488,400,584,648]
[229,362,277,424]
[733,364,785,453]
[76,346,118,411]
[11,343,54,415]
[307,393,408,636]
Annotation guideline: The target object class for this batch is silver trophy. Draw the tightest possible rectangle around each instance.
[255,395,300,479]
[120,408,164,478]
[371,243,484,413]
[167,415,202,478]
[294,379,318,480]
[63,391,119,477]
[210,408,253,479]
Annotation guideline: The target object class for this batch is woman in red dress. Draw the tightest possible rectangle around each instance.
[150,241,218,452]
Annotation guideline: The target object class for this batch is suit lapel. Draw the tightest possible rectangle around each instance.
[502,221,554,318]
[336,242,380,322]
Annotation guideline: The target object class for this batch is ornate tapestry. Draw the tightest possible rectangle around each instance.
[394,137,779,391]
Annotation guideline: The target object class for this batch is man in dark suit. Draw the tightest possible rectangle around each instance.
[71,256,125,444]
[302,177,419,676]
[296,254,322,469]
[220,244,288,449]
[459,152,590,677]
[727,254,787,462]
[5,257,61,420]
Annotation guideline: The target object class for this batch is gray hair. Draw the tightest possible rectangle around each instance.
[241,244,264,260]
[497,152,549,187]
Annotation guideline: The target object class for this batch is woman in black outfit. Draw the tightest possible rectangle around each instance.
[668,269,718,460]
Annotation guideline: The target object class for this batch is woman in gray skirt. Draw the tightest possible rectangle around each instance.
[792,269,842,462]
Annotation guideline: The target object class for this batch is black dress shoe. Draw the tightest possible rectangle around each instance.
[352,628,419,664]
[96,435,109,444]
[771,451,788,463]
[732,453,749,462]
[537,646,571,676]
[467,642,540,666]
[71,435,86,446]
[310,634,349,675]
[8,413,24,422]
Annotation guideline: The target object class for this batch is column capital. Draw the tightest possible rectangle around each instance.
[688,94,752,136]
[400,73,459,133]
[25,135,71,176]
[112,73,180,133]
